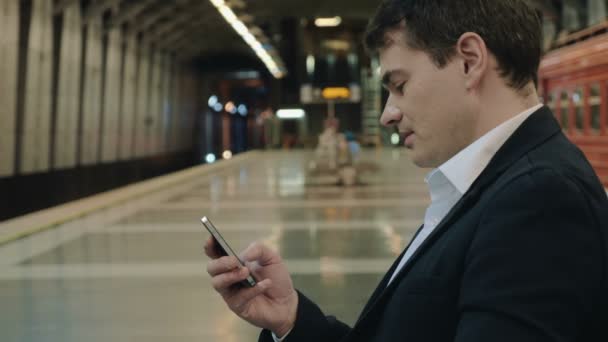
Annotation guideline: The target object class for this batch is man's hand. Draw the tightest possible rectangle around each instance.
[204,238,298,337]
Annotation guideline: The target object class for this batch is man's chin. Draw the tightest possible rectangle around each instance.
[408,151,439,169]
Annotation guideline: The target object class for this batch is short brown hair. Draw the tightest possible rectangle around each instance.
[364,0,542,89]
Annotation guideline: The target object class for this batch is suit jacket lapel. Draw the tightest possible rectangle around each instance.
[349,106,563,334]
[356,224,424,323]
[351,187,482,333]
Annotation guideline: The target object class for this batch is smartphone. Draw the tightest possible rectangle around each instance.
[201,216,257,287]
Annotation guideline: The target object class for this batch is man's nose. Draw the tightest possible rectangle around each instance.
[380,104,402,128]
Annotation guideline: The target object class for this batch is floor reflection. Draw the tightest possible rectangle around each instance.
[0,150,428,341]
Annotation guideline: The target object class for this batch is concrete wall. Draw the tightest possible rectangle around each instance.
[1,3,201,178]
[0,2,204,220]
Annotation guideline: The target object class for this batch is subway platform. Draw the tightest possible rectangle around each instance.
[0,149,429,342]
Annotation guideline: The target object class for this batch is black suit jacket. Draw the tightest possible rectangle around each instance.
[259,107,608,342]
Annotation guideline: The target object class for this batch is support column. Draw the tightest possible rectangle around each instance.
[54,2,82,170]
[562,0,582,32]
[587,0,607,26]
[135,42,151,158]
[148,48,162,156]
[119,32,137,160]
[101,26,122,162]
[21,0,53,174]
[80,16,103,165]
[0,0,19,177]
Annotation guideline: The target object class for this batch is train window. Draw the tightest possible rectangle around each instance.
[560,91,569,129]
[590,83,601,134]
[574,87,584,131]
[547,92,555,111]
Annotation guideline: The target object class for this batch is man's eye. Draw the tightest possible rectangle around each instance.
[397,83,406,93]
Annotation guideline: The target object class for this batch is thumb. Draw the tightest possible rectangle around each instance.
[240,242,280,266]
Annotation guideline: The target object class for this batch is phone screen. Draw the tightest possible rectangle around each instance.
[201,216,257,287]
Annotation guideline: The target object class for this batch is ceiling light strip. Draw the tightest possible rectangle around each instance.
[209,0,286,78]
[315,17,342,27]
[277,109,305,119]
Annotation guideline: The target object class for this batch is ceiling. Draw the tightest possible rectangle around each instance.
[53,0,560,66]
[53,0,381,62]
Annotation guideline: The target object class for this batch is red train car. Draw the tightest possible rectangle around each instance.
[538,22,608,187]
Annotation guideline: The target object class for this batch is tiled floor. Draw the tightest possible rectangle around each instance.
[0,149,430,342]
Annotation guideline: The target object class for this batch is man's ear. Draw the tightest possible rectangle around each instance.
[455,32,488,90]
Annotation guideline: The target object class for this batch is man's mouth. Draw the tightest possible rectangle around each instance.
[400,130,413,140]
[400,130,415,147]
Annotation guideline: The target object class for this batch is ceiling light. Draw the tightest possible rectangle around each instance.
[277,109,305,119]
[322,39,350,51]
[238,104,248,116]
[225,101,237,114]
[306,55,315,76]
[315,17,342,27]
[205,153,216,163]
[208,95,218,107]
[208,0,286,78]
[391,133,400,146]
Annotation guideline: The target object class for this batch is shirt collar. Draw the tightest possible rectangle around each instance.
[424,168,453,202]
[429,104,543,195]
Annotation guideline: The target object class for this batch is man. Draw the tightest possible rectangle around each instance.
[205,0,608,341]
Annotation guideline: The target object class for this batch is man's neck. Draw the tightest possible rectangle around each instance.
[474,82,541,140]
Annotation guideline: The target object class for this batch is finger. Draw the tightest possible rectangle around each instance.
[203,237,222,259]
[207,256,241,277]
[226,279,272,313]
[240,242,279,266]
[211,266,251,295]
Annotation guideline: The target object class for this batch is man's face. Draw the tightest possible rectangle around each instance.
[379,32,478,168]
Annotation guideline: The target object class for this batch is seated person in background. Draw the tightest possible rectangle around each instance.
[344,131,361,164]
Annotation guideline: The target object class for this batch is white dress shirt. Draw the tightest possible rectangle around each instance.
[272,327,293,342]
[274,104,543,340]
[387,103,542,285]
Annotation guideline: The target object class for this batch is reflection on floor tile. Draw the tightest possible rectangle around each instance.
[0,150,428,341]
[0,277,260,342]
[23,227,411,264]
